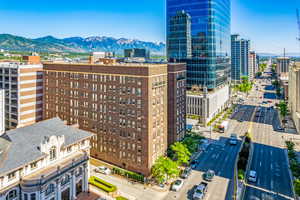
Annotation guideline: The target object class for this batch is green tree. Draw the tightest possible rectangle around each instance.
[182,137,198,154]
[256,72,262,77]
[278,101,288,117]
[151,156,180,184]
[294,179,300,196]
[170,142,191,165]
[259,63,267,72]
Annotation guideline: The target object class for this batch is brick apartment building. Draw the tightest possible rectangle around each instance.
[0,56,43,130]
[167,64,186,145]
[42,62,186,175]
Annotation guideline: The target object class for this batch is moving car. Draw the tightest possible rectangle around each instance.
[229,134,238,145]
[203,170,215,181]
[193,182,208,200]
[181,167,192,179]
[171,179,184,191]
[95,166,111,175]
[248,170,257,182]
[190,160,199,169]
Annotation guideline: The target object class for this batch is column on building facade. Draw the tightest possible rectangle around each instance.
[70,171,76,200]
[55,179,61,200]
[83,163,88,192]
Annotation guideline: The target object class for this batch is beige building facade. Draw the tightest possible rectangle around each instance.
[0,61,43,130]
[288,62,300,133]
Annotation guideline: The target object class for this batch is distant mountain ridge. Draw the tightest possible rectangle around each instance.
[0,34,166,55]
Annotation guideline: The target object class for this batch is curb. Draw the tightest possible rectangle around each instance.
[241,141,254,200]
[284,148,297,200]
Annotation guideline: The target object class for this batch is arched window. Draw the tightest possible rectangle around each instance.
[49,146,57,161]
[6,190,17,200]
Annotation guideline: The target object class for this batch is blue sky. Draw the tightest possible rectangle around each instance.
[0,0,300,53]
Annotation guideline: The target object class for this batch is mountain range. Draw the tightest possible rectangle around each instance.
[0,34,166,55]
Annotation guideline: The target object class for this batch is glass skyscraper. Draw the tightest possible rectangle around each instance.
[167,0,231,89]
[231,34,250,81]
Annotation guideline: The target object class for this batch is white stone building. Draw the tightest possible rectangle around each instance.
[0,118,93,200]
[187,84,230,124]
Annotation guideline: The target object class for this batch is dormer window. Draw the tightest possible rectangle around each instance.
[49,146,57,161]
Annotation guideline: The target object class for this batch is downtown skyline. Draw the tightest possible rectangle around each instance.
[0,0,300,54]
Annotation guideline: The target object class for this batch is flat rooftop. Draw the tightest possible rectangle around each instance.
[43,61,167,68]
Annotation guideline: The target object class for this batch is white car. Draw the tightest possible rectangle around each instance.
[248,170,257,182]
[171,179,184,191]
[95,166,111,175]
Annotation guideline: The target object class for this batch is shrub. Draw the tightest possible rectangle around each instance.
[286,141,295,151]
[237,157,248,171]
[238,169,245,180]
[116,196,129,200]
[288,150,297,161]
[112,167,144,182]
[89,176,117,193]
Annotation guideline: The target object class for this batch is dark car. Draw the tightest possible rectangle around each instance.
[203,170,215,181]
[181,167,192,179]
[190,160,199,169]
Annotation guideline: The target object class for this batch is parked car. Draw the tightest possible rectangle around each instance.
[203,170,215,181]
[248,170,257,182]
[171,179,184,191]
[193,182,208,200]
[181,167,192,179]
[229,134,238,145]
[95,166,111,175]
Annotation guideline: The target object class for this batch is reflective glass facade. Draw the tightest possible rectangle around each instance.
[167,0,231,89]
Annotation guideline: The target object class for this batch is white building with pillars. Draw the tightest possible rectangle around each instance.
[0,118,93,200]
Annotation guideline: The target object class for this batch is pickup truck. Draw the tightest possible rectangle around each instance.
[193,182,208,200]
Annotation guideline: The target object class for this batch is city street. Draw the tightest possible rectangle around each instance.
[243,69,294,200]
[164,103,256,200]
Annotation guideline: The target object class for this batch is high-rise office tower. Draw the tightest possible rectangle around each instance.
[167,10,192,61]
[231,34,250,81]
[249,51,257,80]
[167,0,231,89]
[0,56,43,130]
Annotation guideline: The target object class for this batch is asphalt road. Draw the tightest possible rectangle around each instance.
[243,71,294,200]
[164,103,256,200]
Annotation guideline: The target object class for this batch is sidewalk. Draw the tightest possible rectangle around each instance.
[90,165,168,200]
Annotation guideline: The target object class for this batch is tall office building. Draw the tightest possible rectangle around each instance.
[124,48,150,59]
[167,0,231,89]
[249,51,257,80]
[231,34,250,81]
[43,62,185,176]
[276,57,290,75]
[167,64,186,145]
[0,56,43,130]
[167,10,192,61]
[289,62,300,133]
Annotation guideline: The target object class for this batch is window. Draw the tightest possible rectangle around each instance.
[24,194,28,200]
[30,193,36,200]
[30,162,37,170]
[45,184,55,196]
[61,175,70,186]
[8,172,16,180]
[67,146,72,153]
[6,190,17,200]
[49,146,57,161]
